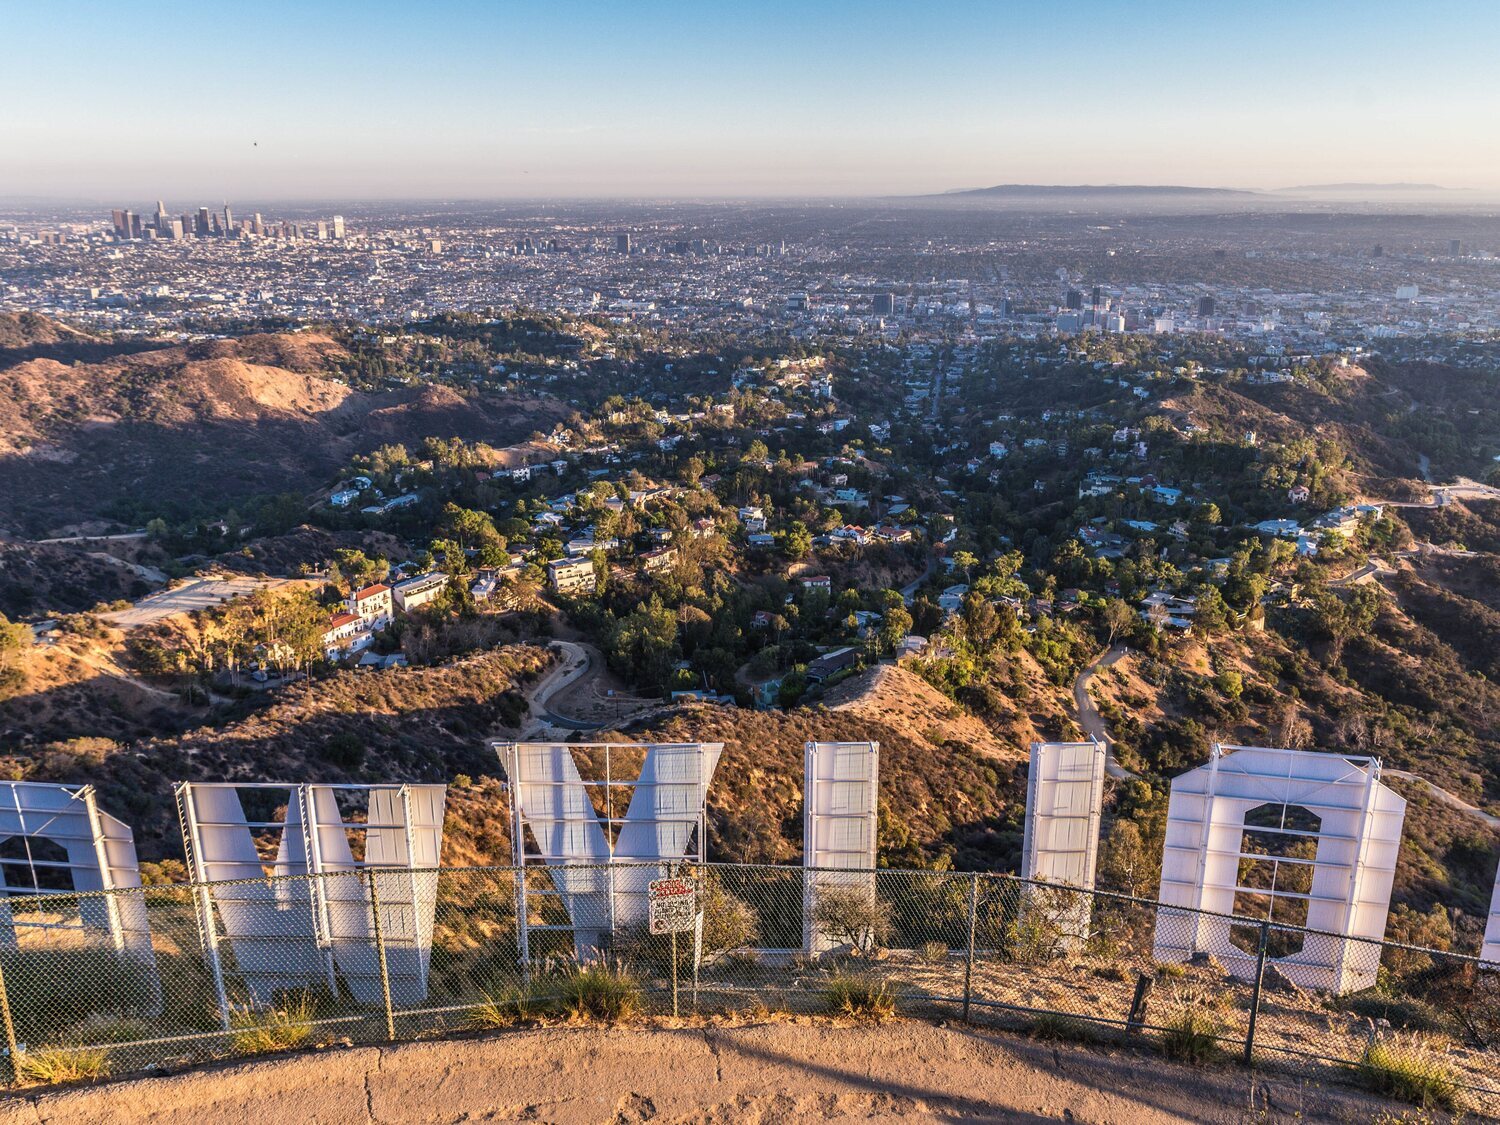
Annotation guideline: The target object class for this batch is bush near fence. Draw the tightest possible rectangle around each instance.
[0,864,1492,1114]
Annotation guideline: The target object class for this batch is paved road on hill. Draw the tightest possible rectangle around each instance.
[1385,769,1500,830]
[899,554,935,604]
[1072,644,1138,780]
[1329,558,1394,587]
[1385,474,1500,509]
[99,575,314,630]
[32,530,148,545]
[519,640,602,735]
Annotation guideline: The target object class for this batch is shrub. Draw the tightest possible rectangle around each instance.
[811,882,892,955]
[1359,1036,1464,1112]
[916,940,948,964]
[698,876,760,958]
[1339,991,1450,1035]
[826,974,896,1022]
[1159,991,1225,1065]
[1029,1012,1102,1043]
[319,732,365,770]
[14,1045,111,1086]
[559,962,641,1023]
[466,982,556,1029]
[228,995,317,1054]
[1002,911,1065,965]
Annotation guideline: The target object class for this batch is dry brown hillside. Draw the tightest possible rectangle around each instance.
[3,644,554,862]
[630,699,1026,871]
[823,663,1028,761]
[0,311,93,352]
[0,328,567,534]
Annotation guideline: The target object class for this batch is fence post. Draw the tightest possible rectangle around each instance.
[962,872,978,1022]
[1243,920,1270,1066]
[366,868,397,1042]
[0,953,20,1079]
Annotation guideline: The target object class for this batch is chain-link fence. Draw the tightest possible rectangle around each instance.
[0,864,1493,1113]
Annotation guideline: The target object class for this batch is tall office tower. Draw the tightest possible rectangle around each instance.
[197,207,211,237]
[616,232,631,254]
[1372,243,1384,257]
[251,213,264,236]
[155,200,168,227]
[1090,285,1101,309]
[222,203,233,235]
[873,293,895,316]
[165,218,183,239]
[998,297,1013,317]
[1197,295,1216,318]
[126,211,141,239]
[111,209,128,238]
[332,214,345,239]
[315,220,328,240]
[1065,288,1084,311]
[1450,238,1462,256]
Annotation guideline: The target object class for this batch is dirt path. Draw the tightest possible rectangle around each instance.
[1073,644,1137,780]
[62,646,181,704]
[0,1021,1410,1124]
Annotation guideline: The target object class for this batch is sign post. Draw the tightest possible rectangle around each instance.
[649,876,697,1018]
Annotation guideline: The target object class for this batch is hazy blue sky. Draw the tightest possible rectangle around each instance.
[4,0,1497,201]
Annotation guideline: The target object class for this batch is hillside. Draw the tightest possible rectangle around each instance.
[0,322,568,535]
[3,644,553,863]
[631,700,1026,872]
[823,662,1034,761]
[0,539,155,618]
[0,311,89,352]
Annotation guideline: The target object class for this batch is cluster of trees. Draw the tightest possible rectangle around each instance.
[129,588,328,683]
[0,611,30,699]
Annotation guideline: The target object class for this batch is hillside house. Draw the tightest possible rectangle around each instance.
[806,646,859,683]
[392,571,450,613]
[321,612,371,661]
[548,556,597,596]
[639,546,677,575]
[348,584,393,629]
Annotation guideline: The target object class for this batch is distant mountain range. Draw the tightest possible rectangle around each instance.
[1277,182,1449,193]
[918,182,1464,205]
[933,183,1263,199]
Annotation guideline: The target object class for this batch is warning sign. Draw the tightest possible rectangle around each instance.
[648,876,697,934]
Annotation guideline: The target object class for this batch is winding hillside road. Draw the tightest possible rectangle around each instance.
[1385,769,1500,830]
[1072,644,1138,780]
[519,640,603,735]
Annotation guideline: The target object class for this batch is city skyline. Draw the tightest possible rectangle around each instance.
[5,0,1500,200]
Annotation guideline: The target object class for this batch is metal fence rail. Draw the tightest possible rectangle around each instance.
[0,863,1493,1113]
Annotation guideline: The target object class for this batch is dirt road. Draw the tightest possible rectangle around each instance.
[0,1020,1406,1124]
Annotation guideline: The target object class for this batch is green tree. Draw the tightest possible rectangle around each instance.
[877,604,913,655]
[781,521,812,560]
[1102,598,1136,645]
[0,611,30,698]
[608,598,679,691]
